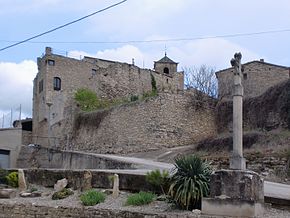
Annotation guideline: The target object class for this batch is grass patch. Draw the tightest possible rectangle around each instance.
[126,191,156,206]
[80,189,106,206]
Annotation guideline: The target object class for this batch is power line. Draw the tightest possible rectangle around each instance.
[1,28,290,45]
[0,0,127,52]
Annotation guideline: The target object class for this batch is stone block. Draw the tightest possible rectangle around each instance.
[18,169,27,192]
[54,178,68,192]
[230,156,246,170]
[112,174,119,198]
[202,198,264,217]
[209,170,264,202]
[202,169,264,217]
[81,170,92,191]
[0,189,16,198]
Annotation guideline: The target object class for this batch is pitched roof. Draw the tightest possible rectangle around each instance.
[216,60,289,75]
[155,53,178,64]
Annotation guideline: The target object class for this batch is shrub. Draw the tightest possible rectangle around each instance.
[5,172,18,188]
[30,187,38,192]
[126,191,156,206]
[52,188,74,200]
[146,169,169,194]
[80,189,106,206]
[168,154,212,210]
[74,88,101,111]
[130,95,139,102]
[150,73,157,92]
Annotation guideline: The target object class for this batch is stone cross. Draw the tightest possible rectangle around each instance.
[230,52,246,170]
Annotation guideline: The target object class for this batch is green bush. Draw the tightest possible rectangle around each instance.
[150,73,157,92]
[130,95,139,102]
[30,187,38,193]
[80,189,106,206]
[52,188,74,200]
[168,154,212,210]
[146,169,169,194]
[126,191,156,206]
[5,172,18,188]
[74,88,101,111]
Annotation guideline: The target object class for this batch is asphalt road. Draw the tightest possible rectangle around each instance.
[264,181,290,200]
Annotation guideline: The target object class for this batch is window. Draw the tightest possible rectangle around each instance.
[53,77,61,91]
[243,73,248,80]
[47,59,55,66]
[163,67,169,74]
[39,80,44,93]
[92,69,97,76]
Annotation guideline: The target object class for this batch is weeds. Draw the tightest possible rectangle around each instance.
[80,189,106,206]
[126,191,156,206]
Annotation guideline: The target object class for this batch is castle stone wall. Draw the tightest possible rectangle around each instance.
[33,48,184,148]
[70,92,217,154]
[217,61,289,100]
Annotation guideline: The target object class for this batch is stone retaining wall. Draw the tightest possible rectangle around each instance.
[71,92,217,154]
[0,203,197,218]
[14,169,153,192]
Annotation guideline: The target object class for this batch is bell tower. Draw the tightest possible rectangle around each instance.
[154,52,178,75]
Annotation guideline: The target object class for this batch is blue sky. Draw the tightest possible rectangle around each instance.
[1,0,290,122]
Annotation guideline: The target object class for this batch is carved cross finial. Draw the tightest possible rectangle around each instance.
[230,52,243,75]
[164,45,167,57]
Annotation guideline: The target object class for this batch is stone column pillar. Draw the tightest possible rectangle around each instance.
[230,53,246,170]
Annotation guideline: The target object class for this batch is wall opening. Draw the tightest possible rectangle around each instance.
[163,67,169,74]
[39,80,44,93]
[0,149,10,168]
[53,77,61,91]
[47,59,55,66]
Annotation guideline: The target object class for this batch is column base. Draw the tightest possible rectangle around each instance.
[230,155,246,170]
[202,198,264,217]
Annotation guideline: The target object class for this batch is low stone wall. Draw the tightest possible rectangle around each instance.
[16,146,134,170]
[18,169,152,192]
[71,92,217,154]
[0,202,197,218]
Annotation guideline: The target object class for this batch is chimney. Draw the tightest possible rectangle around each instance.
[260,59,264,62]
[45,47,52,55]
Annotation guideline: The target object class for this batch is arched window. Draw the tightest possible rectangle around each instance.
[53,77,61,91]
[163,67,169,74]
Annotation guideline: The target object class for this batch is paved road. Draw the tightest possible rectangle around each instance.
[264,181,290,201]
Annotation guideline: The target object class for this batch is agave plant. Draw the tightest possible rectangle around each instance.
[168,154,212,210]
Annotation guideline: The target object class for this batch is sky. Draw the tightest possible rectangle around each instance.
[1,0,290,124]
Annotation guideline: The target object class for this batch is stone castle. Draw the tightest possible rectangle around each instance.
[31,47,290,154]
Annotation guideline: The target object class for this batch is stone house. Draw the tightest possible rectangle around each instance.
[216,59,290,100]
[32,47,184,148]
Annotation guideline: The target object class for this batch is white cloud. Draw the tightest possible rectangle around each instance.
[69,38,260,71]
[69,45,151,68]
[0,60,37,118]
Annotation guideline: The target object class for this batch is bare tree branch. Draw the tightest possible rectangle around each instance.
[183,65,218,98]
